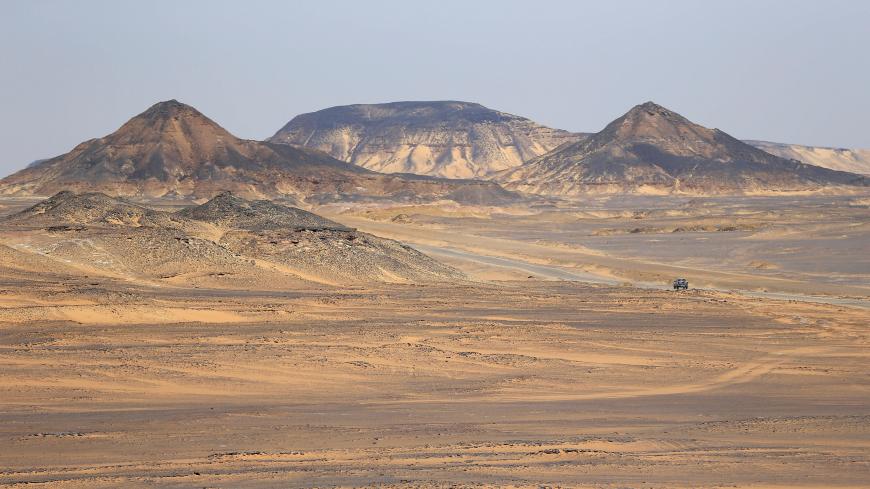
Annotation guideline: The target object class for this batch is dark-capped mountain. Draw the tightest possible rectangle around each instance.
[0,100,517,204]
[493,102,868,195]
[268,101,582,179]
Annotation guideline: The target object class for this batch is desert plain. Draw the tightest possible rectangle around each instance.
[0,193,868,488]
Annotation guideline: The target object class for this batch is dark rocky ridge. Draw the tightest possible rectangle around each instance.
[0,190,464,283]
[177,191,349,231]
[493,102,869,195]
[4,191,180,228]
[181,192,464,282]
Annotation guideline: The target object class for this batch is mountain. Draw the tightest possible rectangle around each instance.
[493,102,868,196]
[0,100,517,205]
[0,191,464,284]
[26,158,50,169]
[745,140,870,176]
[268,101,583,179]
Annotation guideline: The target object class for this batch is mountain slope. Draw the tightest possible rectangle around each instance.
[745,140,870,175]
[0,100,517,204]
[268,101,583,179]
[493,102,868,196]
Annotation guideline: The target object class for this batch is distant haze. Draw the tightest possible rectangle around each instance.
[1,0,869,175]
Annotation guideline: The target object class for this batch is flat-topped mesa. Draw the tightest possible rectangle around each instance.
[493,101,869,195]
[745,140,870,175]
[178,191,351,231]
[268,100,583,178]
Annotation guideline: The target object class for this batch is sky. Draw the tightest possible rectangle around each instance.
[1,0,869,174]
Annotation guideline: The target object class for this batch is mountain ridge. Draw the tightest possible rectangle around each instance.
[268,99,870,178]
[0,100,518,205]
[492,102,868,196]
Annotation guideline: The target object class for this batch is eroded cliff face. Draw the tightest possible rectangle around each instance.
[269,101,583,179]
[745,140,870,176]
[493,102,868,196]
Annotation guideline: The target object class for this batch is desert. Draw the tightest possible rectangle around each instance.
[2,2,869,487]
[0,190,868,488]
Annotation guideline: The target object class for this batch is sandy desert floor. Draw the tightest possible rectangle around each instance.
[331,194,870,302]
[0,195,868,488]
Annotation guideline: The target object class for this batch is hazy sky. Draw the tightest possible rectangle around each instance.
[2,0,869,174]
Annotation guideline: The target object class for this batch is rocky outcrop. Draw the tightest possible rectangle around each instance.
[269,101,582,179]
[0,191,465,284]
[182,192,464,282]
[493,102,868,196]
[3,191,179,228]
[177,191,348,231]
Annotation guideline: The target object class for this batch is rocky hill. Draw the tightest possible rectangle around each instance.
[177,191,348,231]
[745,140,870,175]
[3,190,178,228]
[268,101,582,179]
[0,100,517,205]
[493,102,868,196]
[0,191,464,285]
